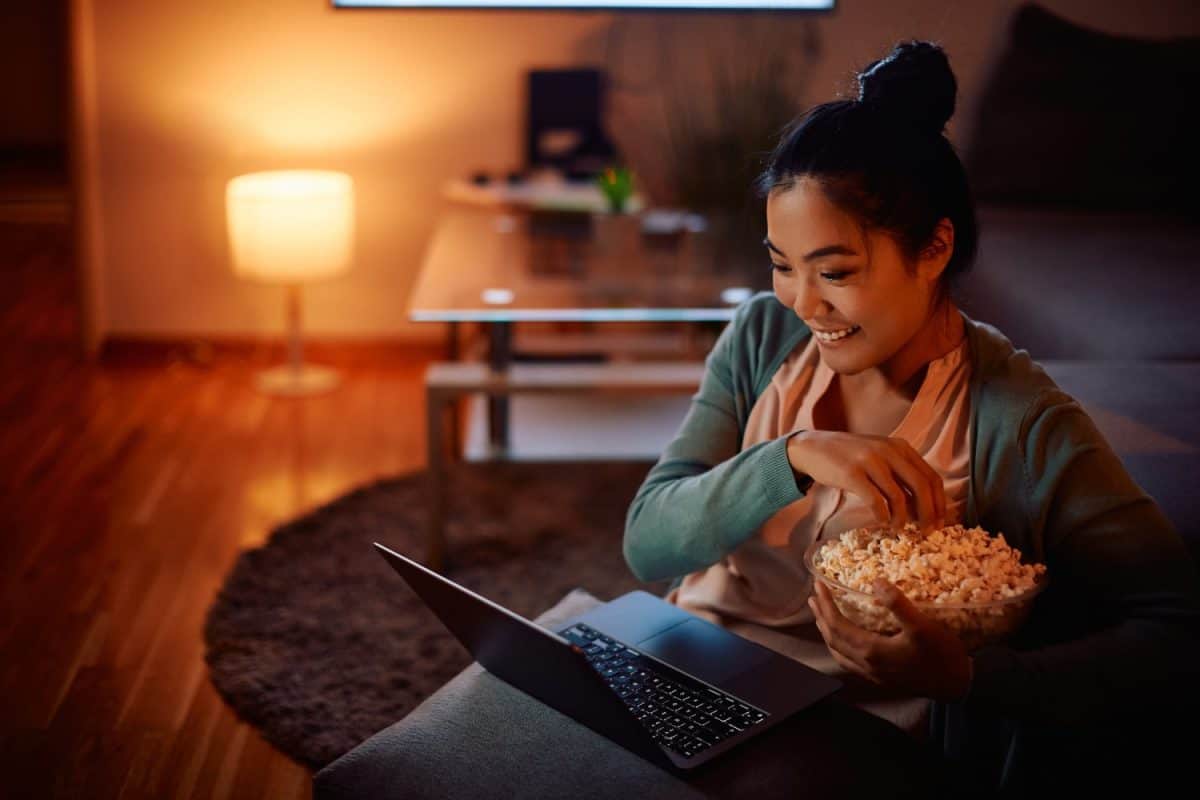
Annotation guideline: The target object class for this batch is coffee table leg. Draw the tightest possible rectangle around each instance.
[426,386,447,571]
[446,321,461,459]
[447,320,460,360]
[487,321,511,456]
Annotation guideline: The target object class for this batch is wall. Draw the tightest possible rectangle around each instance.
[76,0,1200,342]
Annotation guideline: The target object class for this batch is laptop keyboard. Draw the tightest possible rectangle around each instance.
[559,622,769,760]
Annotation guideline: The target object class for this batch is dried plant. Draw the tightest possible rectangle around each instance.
[604,15,820,267]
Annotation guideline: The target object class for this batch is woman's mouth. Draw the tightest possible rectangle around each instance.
[812,325,861,345]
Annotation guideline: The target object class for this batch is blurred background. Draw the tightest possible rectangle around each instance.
[2,1,1197,797]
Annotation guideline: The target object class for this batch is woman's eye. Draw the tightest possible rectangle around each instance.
[770,263,853,282]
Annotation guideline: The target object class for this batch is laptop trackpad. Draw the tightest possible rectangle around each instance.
[637,619,771,685]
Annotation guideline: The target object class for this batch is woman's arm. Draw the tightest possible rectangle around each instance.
[965,390,1200,725]
[623,306,809,583]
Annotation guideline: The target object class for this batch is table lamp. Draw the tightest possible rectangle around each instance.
[226,170,355,395]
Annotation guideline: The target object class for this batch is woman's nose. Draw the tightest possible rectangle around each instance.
[792,280,826,319]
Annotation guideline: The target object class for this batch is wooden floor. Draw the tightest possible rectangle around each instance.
[0,218,441,798]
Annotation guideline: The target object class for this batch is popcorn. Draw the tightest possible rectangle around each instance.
[806,523,1048,650]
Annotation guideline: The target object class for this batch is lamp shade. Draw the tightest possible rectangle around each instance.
[226,170,355,283]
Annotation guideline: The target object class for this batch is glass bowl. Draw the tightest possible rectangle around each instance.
[802,534,1048,652]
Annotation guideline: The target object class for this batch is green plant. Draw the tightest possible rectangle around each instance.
[595,166,635,213]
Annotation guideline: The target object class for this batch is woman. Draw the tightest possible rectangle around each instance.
[623,41,1200,796]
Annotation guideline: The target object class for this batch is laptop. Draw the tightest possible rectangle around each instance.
[373,542,842,772]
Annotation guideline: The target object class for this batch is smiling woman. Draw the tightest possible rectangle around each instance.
[623,39,1200,797]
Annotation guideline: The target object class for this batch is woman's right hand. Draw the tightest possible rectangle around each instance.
[786,430,947,529]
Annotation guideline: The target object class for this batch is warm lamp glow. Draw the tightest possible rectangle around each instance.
[225,170,355,396]
[226,170,354,283]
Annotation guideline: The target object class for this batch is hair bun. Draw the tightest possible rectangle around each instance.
[856,40,957,136]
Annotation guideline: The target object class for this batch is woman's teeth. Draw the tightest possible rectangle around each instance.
[813,325,861,342]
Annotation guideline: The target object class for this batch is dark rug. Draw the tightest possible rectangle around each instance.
[203,460,670,770]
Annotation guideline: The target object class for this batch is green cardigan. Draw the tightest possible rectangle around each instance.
[623,292,1200,779]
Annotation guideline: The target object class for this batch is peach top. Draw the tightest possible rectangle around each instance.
[666,332,973,627]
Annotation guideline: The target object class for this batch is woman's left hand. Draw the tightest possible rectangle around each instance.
[809,579,973,703]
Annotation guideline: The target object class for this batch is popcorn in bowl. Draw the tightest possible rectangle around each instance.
[803,523,1048,651]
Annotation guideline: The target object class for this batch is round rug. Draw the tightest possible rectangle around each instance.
[203,460,670,769]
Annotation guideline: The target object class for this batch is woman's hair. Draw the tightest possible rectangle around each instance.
[755,41,978,307]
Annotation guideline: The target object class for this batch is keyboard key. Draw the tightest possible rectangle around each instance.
[561,628,591,646]
[666,739,688,755]
[669,736,697,756]
[706,719,742,739]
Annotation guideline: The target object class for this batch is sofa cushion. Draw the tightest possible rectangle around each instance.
[965,3,1200,215]
[958,206,1200,360]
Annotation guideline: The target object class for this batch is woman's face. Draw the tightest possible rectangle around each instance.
[766,177,948,377]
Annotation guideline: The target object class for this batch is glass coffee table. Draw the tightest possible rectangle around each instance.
[409,205,770,454]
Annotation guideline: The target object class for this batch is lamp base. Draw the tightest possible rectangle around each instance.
[256,364,340,396]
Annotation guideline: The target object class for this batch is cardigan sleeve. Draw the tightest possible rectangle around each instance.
[622,304,808,584]
[965,390,1200,725]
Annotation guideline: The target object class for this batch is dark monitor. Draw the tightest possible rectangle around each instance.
[526,68,616,180]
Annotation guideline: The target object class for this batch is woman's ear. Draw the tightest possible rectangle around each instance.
[918,218,955,283]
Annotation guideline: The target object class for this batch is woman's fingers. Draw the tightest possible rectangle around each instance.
[863,460,910,528]
[810,585,881,679]
[811,604,870,675]
[883,445,942,527]
[811,585,873,652]
[891,439,947,526]
[828,642,880,683]
[851,476,892,525]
